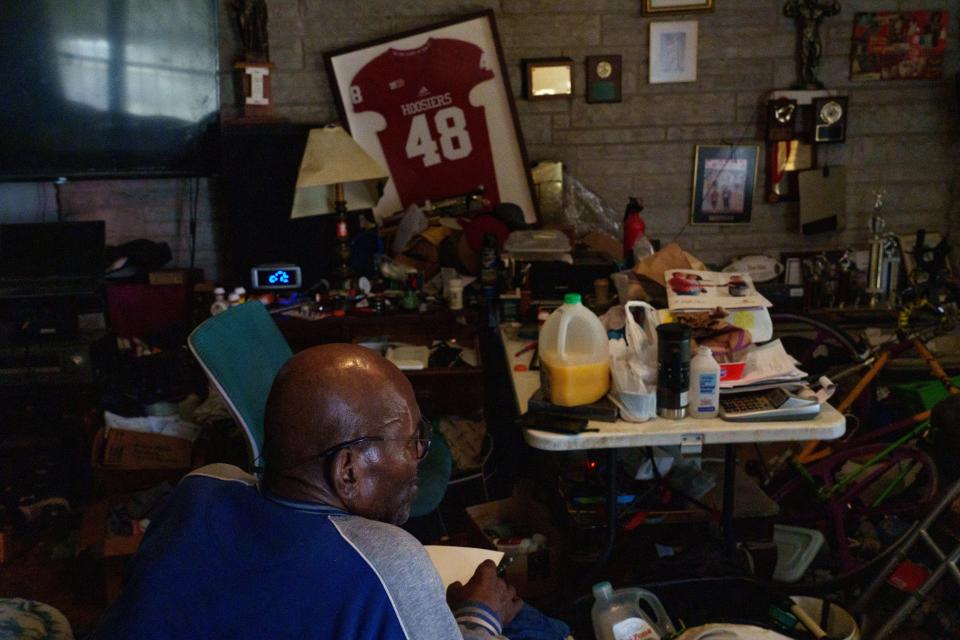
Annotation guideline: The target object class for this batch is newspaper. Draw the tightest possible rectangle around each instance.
[665,269,772,311]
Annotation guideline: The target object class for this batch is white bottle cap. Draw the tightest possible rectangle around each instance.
[234,287,247,295]
[592,581,614,599]
[698,345,712,356]
[228,292,240,303]
[214,287,226,295]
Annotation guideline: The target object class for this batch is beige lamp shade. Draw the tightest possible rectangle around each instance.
[290,125,388,219]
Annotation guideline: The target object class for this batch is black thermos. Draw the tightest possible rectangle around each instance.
[656,323,691,419]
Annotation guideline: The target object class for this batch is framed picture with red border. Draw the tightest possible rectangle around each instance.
[325,11,538,224]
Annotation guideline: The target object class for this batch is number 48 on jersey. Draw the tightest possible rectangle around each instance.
[404,107,472,167]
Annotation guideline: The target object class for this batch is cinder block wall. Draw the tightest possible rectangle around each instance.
[2,0,956,283]
[256,0,959,267]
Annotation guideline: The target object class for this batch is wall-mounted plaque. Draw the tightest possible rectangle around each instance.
[585,55,622,103]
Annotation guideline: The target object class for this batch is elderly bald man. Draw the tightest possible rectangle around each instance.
[90,344,538,639]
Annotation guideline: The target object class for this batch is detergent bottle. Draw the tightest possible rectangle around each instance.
[539,293,610,406]
[591,581,675,640]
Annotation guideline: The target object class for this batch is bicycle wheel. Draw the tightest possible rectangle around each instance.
[770,443,939,589]
[770,312,866,379]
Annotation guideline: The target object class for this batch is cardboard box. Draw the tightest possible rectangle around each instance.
[465,495,562,598]
[94,427,193,470]
[79,498,145,558]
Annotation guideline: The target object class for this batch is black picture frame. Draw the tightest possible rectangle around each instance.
[691,144,759,224]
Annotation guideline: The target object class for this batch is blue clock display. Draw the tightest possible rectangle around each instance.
[251,264,301,290]
[268,270,290,285]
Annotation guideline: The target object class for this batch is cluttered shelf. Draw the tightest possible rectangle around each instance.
[273,307,485,416]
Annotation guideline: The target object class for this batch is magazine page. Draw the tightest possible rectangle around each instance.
[664,269,772,311]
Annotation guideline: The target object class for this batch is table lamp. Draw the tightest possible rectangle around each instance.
[291,125,388,286]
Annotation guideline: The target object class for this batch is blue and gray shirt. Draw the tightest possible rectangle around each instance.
[90,464,504,639]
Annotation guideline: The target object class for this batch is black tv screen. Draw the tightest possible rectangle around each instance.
[0,0,220,181]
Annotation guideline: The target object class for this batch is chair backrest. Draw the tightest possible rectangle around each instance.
[188,301,292,469]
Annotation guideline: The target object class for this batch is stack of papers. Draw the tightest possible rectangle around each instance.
[720,340,806,390]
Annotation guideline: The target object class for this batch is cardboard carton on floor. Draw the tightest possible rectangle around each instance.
[465,494,562,598]
[94,427,193,470]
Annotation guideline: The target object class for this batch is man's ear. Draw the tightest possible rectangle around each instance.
[330,448,364,502]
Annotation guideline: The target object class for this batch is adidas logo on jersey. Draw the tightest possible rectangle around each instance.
[417,86,430,97]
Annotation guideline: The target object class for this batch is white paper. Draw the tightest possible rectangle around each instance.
[391,204,429,255]
[424,545,504,589]
[665,269,772,311]
[720,340,806,388]
[104,411,200,442]
[386,345,430,370]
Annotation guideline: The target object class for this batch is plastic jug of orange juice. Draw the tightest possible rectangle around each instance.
[539,293,610,406]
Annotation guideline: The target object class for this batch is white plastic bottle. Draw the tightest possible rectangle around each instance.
[689,345,721,418]
[591,581,674,640]
[448,277,464,311]
[539,293,610,407]
[210,287,229,316]
[632,233,655,264]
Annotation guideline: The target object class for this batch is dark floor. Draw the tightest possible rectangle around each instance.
[2,499,959,639]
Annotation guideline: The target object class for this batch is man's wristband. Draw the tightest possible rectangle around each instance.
[454,600,503,637]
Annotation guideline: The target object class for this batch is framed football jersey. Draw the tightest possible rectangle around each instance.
[325,11,537,224]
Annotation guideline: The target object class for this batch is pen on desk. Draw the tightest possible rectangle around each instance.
[496,554,515,577]
[514,341,538,357]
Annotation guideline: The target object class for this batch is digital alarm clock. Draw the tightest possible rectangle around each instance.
[250,263,302,291]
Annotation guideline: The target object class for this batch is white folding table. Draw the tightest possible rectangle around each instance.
[501,328,846,565]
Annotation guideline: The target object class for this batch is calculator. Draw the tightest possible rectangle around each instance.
[719,386,820,422]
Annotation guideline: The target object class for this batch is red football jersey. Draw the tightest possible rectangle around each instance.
[349,38,501,209]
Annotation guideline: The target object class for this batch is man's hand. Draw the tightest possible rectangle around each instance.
[447,559,524,626]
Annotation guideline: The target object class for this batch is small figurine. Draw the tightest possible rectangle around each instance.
[230,0,269,62]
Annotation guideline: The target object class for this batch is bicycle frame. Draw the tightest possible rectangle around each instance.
[795,337,958,465]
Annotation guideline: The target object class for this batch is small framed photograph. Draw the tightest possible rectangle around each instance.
[643,0,713,14]
[649,21,698,84]
[691,144,759,224]
[325,10,537,224]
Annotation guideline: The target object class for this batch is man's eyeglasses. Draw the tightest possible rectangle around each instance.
[285,419,433,470]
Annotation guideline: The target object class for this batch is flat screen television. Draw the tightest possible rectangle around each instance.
[0,0,220,182]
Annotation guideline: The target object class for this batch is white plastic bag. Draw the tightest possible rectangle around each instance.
[609,301,660,421]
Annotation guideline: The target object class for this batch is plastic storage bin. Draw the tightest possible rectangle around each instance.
[772,524,825,583]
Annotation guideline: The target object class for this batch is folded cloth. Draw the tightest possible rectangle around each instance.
[503,603,571,640]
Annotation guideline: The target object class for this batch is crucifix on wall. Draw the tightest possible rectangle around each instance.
[783,0,841,89]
